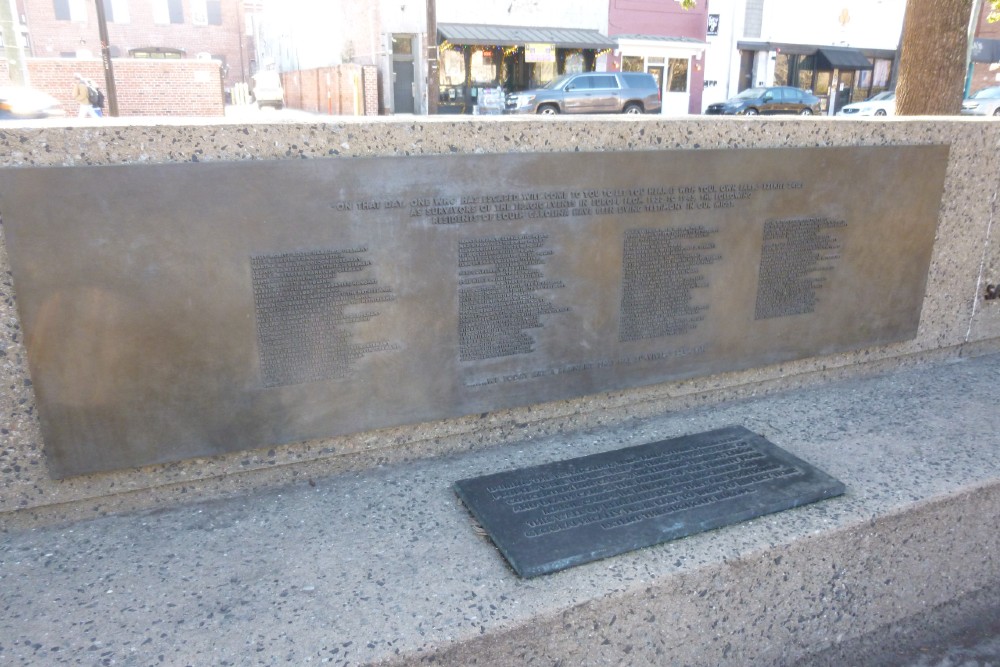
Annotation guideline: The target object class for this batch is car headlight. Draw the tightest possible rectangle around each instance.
[962,102,978,109]
[514,94,535,107]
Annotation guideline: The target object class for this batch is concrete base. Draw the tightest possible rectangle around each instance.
[2,351,999,666]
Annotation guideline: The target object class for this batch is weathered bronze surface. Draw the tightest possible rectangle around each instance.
[0,146,948,477]
[454,426,846,577]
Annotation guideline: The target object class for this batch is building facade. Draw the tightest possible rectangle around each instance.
[971,0,1000,95]
[607,0,709,115]
[703,0,906,113]
[17,0,251,89]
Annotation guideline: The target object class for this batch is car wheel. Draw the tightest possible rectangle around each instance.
[623,103,643,115]
[799,108,813,115]
[875,109,887,116]
[537,105,559,115]
[993,107,1000,116]
[744,108,759,116]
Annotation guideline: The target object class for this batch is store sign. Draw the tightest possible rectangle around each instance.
[526,43,556,63]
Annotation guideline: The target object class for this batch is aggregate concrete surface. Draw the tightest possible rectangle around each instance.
[1,351,999,666]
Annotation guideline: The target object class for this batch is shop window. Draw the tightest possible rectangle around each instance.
[797,55,816,91]
[529,61,555,87]
[622,56,644,72]
[439,48,466,104]
[667,58,688,93]
[470,48,497,85]
[773,53,792,86]
[871,59,891,93]
[564,51,584,74]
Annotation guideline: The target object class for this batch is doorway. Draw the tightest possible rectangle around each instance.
[392,34,416,114]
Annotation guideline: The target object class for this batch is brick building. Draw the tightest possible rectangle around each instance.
[16,0,252,90]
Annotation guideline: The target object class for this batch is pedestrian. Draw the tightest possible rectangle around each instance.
[72,74,100,118]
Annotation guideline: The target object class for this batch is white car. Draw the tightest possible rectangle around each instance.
[837,90,895,117]
[960,86,1000,116]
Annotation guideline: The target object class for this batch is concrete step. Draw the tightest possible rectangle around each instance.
[2,352,999,666]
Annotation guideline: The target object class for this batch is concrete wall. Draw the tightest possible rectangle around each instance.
[0,116,998,528]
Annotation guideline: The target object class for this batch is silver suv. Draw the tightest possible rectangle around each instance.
[505,72,661,115]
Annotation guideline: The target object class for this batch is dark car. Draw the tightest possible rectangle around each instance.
[505,72,661,115]
[0,86,66,120]
[704,86,821,116]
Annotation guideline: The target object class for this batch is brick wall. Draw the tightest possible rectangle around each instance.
[0,58,11,86]
[363,66,379,116]
[281,65,379,116]
[28,57,224,116]
[22,0,249,88]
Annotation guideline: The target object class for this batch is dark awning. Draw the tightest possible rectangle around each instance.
[438,23,615,50]
[972,38,1000,63]
[815,47,873,70]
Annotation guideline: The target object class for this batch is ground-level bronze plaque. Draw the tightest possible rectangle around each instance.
[454,426,846,577]
[0,146,948,477]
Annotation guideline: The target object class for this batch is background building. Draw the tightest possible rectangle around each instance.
[17,0,252,90]
[703,0,907,113]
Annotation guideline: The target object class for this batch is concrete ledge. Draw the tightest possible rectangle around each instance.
[2,352,998,665]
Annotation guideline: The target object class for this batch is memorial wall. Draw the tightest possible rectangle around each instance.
[0,118,998,523]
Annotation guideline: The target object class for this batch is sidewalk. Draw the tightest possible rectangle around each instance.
[2,351,999,666]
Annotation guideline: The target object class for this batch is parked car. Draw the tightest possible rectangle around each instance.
[960,86,1000,116]
[505,72,661,115]
[837,90,895,116]
[252,70,285,109]
[704,86,821,115]
[0,86,66,120]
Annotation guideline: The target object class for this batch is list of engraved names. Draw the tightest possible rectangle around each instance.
[251,249,397,387]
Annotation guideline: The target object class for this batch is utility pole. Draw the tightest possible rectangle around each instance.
[426,0,438,114]
[94,0,119,116]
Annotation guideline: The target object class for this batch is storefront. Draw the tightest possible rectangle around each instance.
[738,41,894,114]
[436,23,615,114]
[614,36,706,116]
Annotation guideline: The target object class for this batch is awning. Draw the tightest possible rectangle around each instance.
[815,47,873,70]
[972,38,1000,63]
[438,23,615,50]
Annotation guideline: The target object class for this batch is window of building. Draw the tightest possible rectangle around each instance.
[622,55,644,72]
[563,51,584,74]
[54,0,86,21]
[667,58,688,92]
[153,0,183,24]
[191,0,220,25]
[103,0,130,23]
[470,48,496,85]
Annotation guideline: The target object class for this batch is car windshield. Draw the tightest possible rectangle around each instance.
[869,91,894,101]
[971,86,1000,99]
[735,87,767,100]
[541,75,574,90]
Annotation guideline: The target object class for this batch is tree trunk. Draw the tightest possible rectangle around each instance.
[896,0,973,115]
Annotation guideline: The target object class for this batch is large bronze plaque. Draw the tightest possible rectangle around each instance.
[0,146,948,477]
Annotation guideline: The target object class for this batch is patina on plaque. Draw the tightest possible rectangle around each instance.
[0,146,948,477]
[453,426,846,577]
